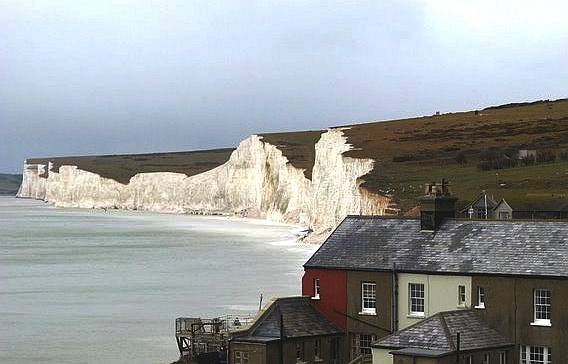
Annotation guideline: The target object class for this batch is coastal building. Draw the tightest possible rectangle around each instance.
[460,191,513,220]
[301,181,568,363]
[228,296,345,364]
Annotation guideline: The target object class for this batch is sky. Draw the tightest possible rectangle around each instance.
[1,1,567,173]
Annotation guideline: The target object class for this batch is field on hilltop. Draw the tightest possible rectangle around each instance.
[22,98,568,213]
[265,98,568,212]
[26,149,234,184]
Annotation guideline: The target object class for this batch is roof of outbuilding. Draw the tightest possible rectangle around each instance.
[373,310,513,354]
[304,216,568,278]
[230,296,343,343]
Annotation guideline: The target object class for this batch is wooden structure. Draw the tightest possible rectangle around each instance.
[175,315,254,363]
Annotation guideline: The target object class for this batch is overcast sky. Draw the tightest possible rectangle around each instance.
[1,1,567,173]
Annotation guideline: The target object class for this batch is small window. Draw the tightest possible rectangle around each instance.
[533,289,551,325]
[463,355,473,364]
[314,339,322,361]
[234,351,249,364]
[499,211,510,220]
[296,342,305,363]
[361,282,376,314]
[458,285,466,306]
[409,283,425,315]
[313,278,321,299]
[483,353,490,364]
[500,351,507,364]
[360,335,372,354]
[476,286,485,308]
[331,338,339,363]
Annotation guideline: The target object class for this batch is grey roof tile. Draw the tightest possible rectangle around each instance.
[374,310,512,352]
[304,217,568,278]
[232,296,343,343]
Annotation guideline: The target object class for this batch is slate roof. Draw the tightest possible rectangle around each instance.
[373,310,513,355]
[304,216,568,278]
[231,296,343,343]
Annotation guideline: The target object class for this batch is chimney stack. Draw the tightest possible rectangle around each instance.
[419,179,457,231]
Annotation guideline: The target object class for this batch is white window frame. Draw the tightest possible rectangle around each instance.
[475,286,485,309]
[520,345,552,364]
[464,355,473,364]
[531,289,551,327]
[409,283,425,316]
[458,285,466,306]
[360,282,376,315]
[312,278,321,300]
[483,353,490,364]
[499,351,507,364]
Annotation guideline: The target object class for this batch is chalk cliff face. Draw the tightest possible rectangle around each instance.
[18,129,390,240]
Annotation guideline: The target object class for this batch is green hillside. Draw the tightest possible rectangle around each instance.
[263,98,568,212]
[0,174,22,195]
[23,98,568,213]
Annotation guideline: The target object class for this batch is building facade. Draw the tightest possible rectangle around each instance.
[301,182,568,363]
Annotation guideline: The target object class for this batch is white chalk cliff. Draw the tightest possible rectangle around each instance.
[18,129,390,241]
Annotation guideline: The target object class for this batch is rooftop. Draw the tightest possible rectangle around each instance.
[231,296,343,344]
[373,310,513,355]
[304,216,568,278]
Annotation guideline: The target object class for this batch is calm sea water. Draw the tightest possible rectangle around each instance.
[0,197,317,364]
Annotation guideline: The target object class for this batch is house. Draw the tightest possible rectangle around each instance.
[460,191,513,220]
[302,181,568,363]
[228,296,345,364]
[372,310,513,364]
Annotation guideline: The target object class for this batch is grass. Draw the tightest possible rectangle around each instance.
[0,174,22,195]
[22,98,568,212]
[27,149,234,184]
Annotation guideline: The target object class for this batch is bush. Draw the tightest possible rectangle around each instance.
[455,152,467,165]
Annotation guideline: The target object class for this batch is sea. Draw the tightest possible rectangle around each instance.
[0,196,318,364]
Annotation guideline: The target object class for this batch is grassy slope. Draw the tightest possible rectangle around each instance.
[341,99,568,211]
[20,98,568,212]
[26,149,234,184]
[0,174,22,195]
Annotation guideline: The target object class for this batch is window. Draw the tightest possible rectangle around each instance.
[313,278,321,299]
[314,339,322,361]
[521,345,552,364]
[483,353,490,364]
[533,289,551,326]
[409,283,425,315]
[476,286,485,308]
[463,355,473,364]
[351,334,375,357]
[458,285,466,306]
[500,351,507,364]
[499,211,510,220]
[295,342,305,363]
[361,282,376,314]
[234,351,249,364]
[331,338,339,363]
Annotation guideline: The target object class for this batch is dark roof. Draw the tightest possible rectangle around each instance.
[460,192,498,213]
[373,310,512,354]
[304,216,568,278]
[231,297,343,343]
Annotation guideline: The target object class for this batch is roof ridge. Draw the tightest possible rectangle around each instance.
[439,312,456,351]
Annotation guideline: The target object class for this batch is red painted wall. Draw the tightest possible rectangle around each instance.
[302,268,347,330]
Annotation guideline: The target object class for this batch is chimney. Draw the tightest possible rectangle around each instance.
[419,179,457,231]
